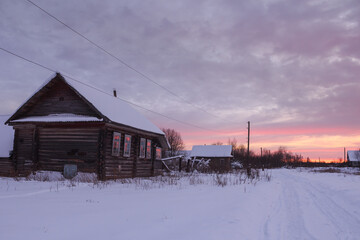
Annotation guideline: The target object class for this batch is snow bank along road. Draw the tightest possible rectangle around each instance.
[0,169,360,240]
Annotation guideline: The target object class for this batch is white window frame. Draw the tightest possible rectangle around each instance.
[146,139,152,159]
[156,147,162,160]
[123,134,132,157]
[112,132,121,156]
[139,138,146,158]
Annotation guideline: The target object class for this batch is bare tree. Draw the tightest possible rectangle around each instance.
[212,141,223,145]
[227,137,237,150]
[161,128,185,157]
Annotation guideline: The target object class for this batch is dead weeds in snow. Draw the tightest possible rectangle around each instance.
[113,169,272,190]
[310,167,360,175]
[9,169,272,191]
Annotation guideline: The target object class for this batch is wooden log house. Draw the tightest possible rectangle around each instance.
[5,73,169,180]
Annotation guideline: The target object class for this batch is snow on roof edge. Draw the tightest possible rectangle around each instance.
[63,76,165,135]
[6,73,57,124]
[347,150,360,161]
[190,145,233,157]
[11,114,103,123]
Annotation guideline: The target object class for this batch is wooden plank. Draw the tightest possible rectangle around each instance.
[38,127,100,173]
[21,79,100,118]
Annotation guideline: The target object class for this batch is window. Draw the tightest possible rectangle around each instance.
[146,140,152,159]
[156,147,162,160]
[124,134,132,157]
[112,132,121,156]
[139,138,146,158]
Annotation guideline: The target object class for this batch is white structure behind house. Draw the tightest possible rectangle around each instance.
[0,115,14,157]
[190,145,233,158]
[347,150,360,167]
[190,145,233,171]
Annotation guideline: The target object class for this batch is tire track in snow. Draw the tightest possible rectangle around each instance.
[277,170,360,240]
[297,175,360,239]
[0,183,87,199]
[278,179,316,239]
[262,183,283,240]
[261,177,316,240]
[0,187,68,199]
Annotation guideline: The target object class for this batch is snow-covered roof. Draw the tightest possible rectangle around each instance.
[66,77,164,135]
[8,73,165,136]
[190,145,233,158]
[347,151,360,162]
[0,115,14,157]
[11,114,103,123]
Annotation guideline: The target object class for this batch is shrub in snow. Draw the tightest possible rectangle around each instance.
[72,172,98,183]
[231,161,243,169]
[26,171,65,181]
[23,171,98,183]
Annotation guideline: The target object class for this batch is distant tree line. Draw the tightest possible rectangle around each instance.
[236,146,305,168]
[224,138,344,168]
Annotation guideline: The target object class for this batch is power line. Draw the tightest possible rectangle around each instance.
[24,0,235,124]
[0,46,224,133]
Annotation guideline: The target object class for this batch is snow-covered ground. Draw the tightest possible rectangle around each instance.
[1,169,360,240]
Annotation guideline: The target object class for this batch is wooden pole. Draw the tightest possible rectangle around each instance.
[247,121,251,177]
[247,121,250,159]
[261,147,264,171]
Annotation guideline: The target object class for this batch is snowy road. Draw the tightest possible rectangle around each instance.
[0,169,360,240]
[263,170,360,240]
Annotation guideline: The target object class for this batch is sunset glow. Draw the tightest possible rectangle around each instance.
[181,126,360,162]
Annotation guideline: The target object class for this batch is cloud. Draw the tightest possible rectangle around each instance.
[0,0,359,160]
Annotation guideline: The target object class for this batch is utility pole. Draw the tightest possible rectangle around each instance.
[344,147,346,163]
[261,147,264,171]
[247,121,250,158]
[246,121,251,177]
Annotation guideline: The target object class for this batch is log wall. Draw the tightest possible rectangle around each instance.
[11,123,163,179]
[0,157,14,177]
[13,127,35,176]
[209,157,231,172]
[20,80,99,118]
[103,126,157,179]
[38,127,100,172]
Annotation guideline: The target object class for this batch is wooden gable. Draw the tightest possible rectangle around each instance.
[6,74,103,123]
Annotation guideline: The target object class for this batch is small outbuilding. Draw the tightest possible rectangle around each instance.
[347,150,360,167]
[190,145,232,172]
[5,73,169,179]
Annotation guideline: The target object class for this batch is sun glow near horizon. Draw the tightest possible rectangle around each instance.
[181,126,360,163]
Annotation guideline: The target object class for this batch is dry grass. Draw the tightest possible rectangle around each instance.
[311,168,342,174]
[310,167,360,175]
[113,169,272,190]
[11,169,273,190]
